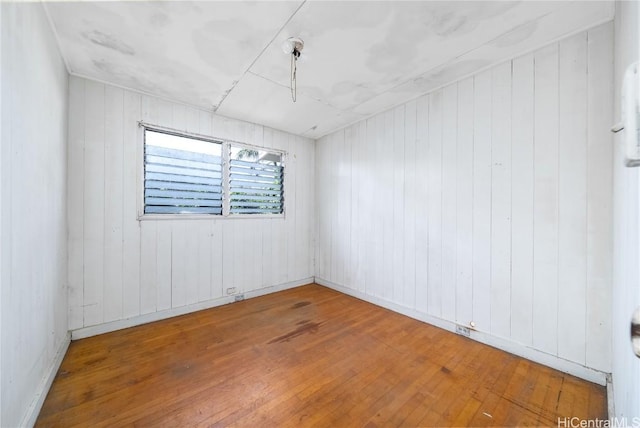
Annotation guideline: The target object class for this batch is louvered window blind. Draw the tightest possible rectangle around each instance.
[229,146,283,215]
[143,127,284,217]
[144,129,223,214]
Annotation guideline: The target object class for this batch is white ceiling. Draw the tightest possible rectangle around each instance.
[46,1,614,139]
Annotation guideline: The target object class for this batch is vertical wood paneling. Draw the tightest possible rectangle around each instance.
[295,136,312,282]
[196,223,213,303]
[510,54,535,346]
[185,106,200,135]
[182,221,201,304]
[156,222,172,310]
[222,218,236,295]
[558,33,588,363]
[586,24,613,371]
[427,91,443,317]
[175,219,196,305]
[1,3,4,421]
[392,106,405,304]
[380,112,393,300]
[211,221,224,299]
[2,5,69,425]
[324,133,334,282]
[140,221,157,314]
[331,131,343,287]
[360,119,372,296]
[0,5,4,422]
[415,96,429,313]
[611,1,640,416]
[172,104,186,132]
[403,100,417,308]
[68,77,85,330]
[533,43,560,355]
[341,127,353,287]
[355,121,368,293]
[348,125,359,289]
[335,129,351,284]
[340,126,356,288]
[372,114,385,298]
[83,81,105,327]
[199,109,213,140]
[472,71,492,331]
[441,85,458,321]
[103,86,124,323]
[316,133,330,281]
[244,159,260,291]
[121,91,141,319]
[455,78,474,326]
[490,62,512,339]
[306,134,315,278]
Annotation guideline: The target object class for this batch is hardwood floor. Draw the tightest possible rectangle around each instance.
[37,284,607,427]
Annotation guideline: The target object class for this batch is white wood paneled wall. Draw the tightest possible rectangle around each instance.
[316,22,613,373]
[68,76,315,331]
[1,3,69,426]
[612,0,640,420]
[0,1,4,421]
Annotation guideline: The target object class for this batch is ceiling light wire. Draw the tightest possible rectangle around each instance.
[282,37,303,103]
[290,51,298,102]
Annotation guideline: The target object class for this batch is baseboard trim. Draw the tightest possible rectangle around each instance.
[606,373,615,418]
[72,277,314,340]
[21,332,71,427]
[316,277,608,386]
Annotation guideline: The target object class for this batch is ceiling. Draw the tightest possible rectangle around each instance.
[45,1,614,139]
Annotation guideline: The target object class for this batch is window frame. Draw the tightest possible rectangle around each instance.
[137,122,286,221]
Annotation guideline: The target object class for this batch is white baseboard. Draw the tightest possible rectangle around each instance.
[316,277,609,386]
[72,277,314,340]
[606,373,615,418]
[21,332,71,428]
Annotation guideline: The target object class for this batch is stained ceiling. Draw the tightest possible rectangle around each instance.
[45,1,614,139]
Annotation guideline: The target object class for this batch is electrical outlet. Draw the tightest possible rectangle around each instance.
[455,325,471,337]
[234,294,245,302]
[226,287,236,295]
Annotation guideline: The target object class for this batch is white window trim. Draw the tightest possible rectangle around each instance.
[137,121,286,221]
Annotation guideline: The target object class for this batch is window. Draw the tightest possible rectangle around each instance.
[144,129,223,214]
[142,126,284,217]
[229,145,283,215]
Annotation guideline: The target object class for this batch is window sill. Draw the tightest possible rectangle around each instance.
[137,213,286,221]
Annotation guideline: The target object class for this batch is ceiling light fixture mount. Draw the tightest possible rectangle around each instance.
[281,37,304,57]
[282,37,304,102]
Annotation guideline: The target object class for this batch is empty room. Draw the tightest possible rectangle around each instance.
[2,0,640,426]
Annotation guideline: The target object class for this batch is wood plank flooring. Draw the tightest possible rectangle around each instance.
[37,284,607,427]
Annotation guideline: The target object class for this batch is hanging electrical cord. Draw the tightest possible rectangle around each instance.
[282,37,304,103]
[290,48,299,102]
